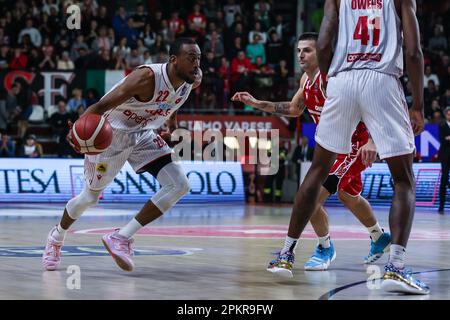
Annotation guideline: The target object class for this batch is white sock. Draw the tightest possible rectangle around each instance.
[118,218,143,239]
[389,244,406,269]
[281,236,299,254]
[51,224,67,241]
[318,234,331,248]
[367,223,383,242]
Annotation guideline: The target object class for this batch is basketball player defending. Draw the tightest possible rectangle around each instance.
[261,0,428,294]
[42,38,202,272]
[232,33,391,272]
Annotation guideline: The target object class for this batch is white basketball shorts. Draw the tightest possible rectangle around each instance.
[315,69,415,159]
[84,128,172,190]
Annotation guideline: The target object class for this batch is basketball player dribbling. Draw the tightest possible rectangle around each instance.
[262,0,429,294]
[42,38,202,272]
[232,32,391,273]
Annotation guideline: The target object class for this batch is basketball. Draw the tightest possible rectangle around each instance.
[71,114,113,155]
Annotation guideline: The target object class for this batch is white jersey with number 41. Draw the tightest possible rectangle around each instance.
[328,0,403,78]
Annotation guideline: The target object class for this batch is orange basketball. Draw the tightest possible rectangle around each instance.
[71,114,113,155]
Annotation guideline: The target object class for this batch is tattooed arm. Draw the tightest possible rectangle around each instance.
[231,73,307,117]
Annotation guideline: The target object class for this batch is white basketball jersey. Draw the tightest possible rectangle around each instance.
[328,0,403,78]
[104,63,193,132]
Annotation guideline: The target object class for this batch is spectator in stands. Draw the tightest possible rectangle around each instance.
[21,35,35,54]
[135,38,146,57]
[246,34,266,64]
[56,51,74,70]
[292,136,314,181]
[112,36,131,60]
[218,56,231,107]
[424,65,440,89]
[427,99,443,120]
[248,22,268,45]
[0,89,12,132]
[18,134,43,158]
[269,14,287,41]
[71,105,86,123]
[67,88,86,113]
[49,99,73,157]
[0,131,16,158]
[425,80,441,119]
[112,50,126,70]
[71,34,90,61]
[86,89,99,107]
[204,0,220,21]
[18,18,42,48]
[231,50,253,93]
[223,0,241,28]
[227,36,244,61]
[112,5,128,41]
[431,110,443,124]
[266,31,284,67]
[204,30,225,59]
[39,12,52,39]
[38,43,56,70]
[188,4,207,36]
[254,1,272,27]
[274,59,289,99]
[96,6,111,28]
[441,88,450,108]
[124,17,140,47]
[86,20,99,46]
[132,2,148,34]
[160,19,174,44]
[10,47,28,69]
[42,0,59,16]
[169,11,186,38]
[429,24,448,53]
[143,50,152,64]
[11,79,33,139]
[0,45,9,69]
[126,48,144,71]
[141,24,156,48]
[26,47,40,71]
[91,26,112,53]
[438,107,450,213]
[149,34,168,60]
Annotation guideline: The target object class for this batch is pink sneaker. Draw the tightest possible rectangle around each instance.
[42,226,63,271]
[101,230,135,271]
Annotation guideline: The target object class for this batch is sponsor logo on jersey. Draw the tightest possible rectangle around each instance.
[96,163,107,173]
[144,108,172,116]
[180,85,187,96]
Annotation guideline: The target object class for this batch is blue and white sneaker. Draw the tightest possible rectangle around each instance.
[381,263,430,295]
[304,242,336,271]
[364,232,391,264]
[267,250,295,278]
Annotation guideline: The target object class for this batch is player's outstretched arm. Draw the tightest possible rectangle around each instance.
[84,68,156,115]
[317,0,338,75]
[401,0,425,136]
[231,74,307,117]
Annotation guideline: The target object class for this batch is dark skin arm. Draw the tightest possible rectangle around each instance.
[401,0,424,136]
[67,68,156,150]
[317,0,338,75]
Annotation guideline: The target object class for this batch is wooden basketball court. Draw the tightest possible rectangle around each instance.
[0,203,448,300]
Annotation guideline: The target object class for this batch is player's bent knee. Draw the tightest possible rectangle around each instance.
[338,190,357,205]
[66,187,102,220]
[151,162,190,213]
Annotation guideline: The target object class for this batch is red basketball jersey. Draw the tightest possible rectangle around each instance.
[303,71,369,153]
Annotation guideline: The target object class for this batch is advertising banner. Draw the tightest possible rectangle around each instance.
[0,159,245,204]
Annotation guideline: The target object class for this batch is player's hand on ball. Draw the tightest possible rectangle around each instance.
[66,120,81,153]
[231,92,258,107]
[357,139,377,167]
[409,108,425,136]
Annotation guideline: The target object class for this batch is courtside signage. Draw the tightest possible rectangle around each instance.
[0,159,244,203]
